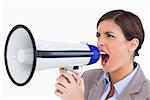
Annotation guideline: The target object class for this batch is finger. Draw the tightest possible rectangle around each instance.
[72,73,78,81]
[55,83,65,92]
[80,78,85,92]
[72,73,81,85]
[55,90,63,98]
[80,77,84,84]
[56,75,69,87]
[62,72,76,83]
[56,89,63,94]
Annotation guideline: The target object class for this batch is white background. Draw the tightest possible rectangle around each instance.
[0,0,150,100]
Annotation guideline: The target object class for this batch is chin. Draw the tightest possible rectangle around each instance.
[102,64,117,73]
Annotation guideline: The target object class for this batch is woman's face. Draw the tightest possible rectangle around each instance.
[97,19,133,72]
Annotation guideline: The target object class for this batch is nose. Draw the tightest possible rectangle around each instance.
[97,43,105,50]
[97,38,105,49]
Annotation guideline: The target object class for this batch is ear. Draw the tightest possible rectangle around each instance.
[128,38,139,53]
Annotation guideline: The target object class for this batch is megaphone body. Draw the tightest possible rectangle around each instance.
[4,25,100,86]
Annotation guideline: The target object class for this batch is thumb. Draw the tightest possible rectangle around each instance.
[80,78,85,93]
[59,68,66,75]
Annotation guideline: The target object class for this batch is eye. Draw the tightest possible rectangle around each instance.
[106,32,115,38]
[96,32,101,38]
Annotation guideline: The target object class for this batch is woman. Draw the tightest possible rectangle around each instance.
[55,10,150,100]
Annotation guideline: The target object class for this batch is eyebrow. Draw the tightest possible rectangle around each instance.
[96,31,115,35]
[104,31,115,35]
[96,32,100,35]
[96,32,101,37]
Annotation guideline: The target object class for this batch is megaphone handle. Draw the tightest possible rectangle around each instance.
[64,65,83,74]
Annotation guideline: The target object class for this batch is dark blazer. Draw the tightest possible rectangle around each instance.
[82,67,150,100]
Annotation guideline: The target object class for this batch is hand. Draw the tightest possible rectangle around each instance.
[55,68,85,100]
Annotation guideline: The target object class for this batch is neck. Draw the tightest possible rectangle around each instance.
[109,61,134,84]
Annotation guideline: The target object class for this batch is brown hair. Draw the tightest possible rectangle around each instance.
[97,9,145,56]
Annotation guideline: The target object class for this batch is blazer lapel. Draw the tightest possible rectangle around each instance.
[117,67,147,100]
[88,73,104,100]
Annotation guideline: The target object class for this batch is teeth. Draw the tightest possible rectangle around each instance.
[101,52,107,54]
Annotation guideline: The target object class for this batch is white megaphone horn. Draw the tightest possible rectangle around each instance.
[4,24,100,86]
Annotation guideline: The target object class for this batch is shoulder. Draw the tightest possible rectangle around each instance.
[140,80,150,98]
[136,66,150,93]
[82,69,104,83]
[81,69,104,90]
[81,69,104,100]
[128,66,150,99]
[142,80,150,90]
[134,80,150,100]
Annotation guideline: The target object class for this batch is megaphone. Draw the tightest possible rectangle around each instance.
[4,24,100,86]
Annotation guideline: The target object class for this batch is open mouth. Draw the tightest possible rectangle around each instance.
[100,51,110,66]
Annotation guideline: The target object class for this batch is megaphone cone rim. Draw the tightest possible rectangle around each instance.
[4,24,37,86]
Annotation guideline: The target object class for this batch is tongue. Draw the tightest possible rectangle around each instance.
[104,55,108,63]
[102,54,109,66]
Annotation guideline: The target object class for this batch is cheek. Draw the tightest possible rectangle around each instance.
[96,38,100,46]
[109,42,129,63]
